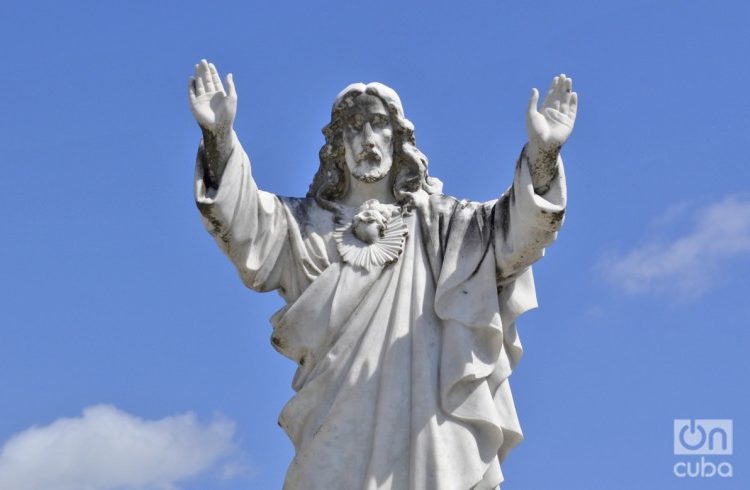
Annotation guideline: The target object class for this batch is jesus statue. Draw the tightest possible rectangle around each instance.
[189,59,577,489]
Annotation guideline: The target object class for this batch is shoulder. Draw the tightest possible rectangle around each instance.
[278,196,335,236]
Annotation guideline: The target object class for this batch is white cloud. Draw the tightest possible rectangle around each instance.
[601,195,750,298]
[0,405,241,490]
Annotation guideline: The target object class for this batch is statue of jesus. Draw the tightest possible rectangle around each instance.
[189,59,577,489]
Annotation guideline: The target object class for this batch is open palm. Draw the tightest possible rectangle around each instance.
[188,59,237,134]
[526,74,578,149]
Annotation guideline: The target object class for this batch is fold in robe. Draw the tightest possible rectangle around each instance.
[195,134,566,489]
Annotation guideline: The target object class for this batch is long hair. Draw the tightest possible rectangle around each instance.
[307,82,442,217]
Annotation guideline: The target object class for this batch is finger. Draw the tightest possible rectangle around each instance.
[560,76,572,99]
[568,92,578,120]
[203,59,216,92]
[560,91,571,114]
[200,59,215,92]
[188,77,198,102]
[555,74,567,97]
[197,60,207,80]
[550,76,559,93]
[209,63,224,93]
[542,77,558,107]
[527,88,539,113]
[550,76,563,110]
[195,75,206,96]
[226,73,237,99]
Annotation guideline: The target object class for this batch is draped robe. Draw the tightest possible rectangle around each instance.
[195,136,566,489]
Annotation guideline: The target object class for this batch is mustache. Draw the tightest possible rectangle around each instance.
[356,148,382,163]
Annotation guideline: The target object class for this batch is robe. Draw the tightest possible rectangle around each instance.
[195,135,566,490]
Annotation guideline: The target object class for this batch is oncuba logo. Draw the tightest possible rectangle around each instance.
[673,419,733,478]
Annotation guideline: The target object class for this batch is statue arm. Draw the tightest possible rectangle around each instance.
[493,145,566,281]
[491,73,577,279]
[200,128,233,190]
[194,133,290,293]
[189,60,290,293]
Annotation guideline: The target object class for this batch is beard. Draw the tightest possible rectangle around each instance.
[350,150,392,183]
[350,164,390,183]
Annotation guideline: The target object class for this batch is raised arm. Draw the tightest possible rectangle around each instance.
[189,60,291,295]
[494,75,577,279]
[188,59,238,188]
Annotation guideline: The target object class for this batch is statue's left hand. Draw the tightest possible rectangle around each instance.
[526,74,578,150]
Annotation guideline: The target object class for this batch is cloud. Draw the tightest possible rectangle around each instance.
[601,195,750,298]
[0,405,242,490]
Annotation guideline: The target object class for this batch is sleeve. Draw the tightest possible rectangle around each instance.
[194,132,290,293]
[493,146,567,282]
[429,149,567,470]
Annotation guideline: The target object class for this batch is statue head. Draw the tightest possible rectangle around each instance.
[308,82,442,213]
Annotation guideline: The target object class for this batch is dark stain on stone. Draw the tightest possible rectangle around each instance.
[496,194,510,239]
[542,209,565,229]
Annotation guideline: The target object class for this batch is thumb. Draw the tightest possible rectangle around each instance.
[226,73,237,98]
[527,88,539,115]
[188,77,197,103]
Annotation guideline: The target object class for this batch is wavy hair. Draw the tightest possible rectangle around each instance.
[307,82,442,217]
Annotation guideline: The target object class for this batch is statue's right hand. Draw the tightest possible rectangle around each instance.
[188,59,237,136]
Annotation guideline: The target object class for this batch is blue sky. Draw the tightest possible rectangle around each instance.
[1,0,748,488]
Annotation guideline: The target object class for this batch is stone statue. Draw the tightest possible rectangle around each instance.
[189,59,577,489]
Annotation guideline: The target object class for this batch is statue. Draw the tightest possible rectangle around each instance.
[189,59,577,489]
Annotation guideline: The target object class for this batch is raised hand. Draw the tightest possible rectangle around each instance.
[526,74,578,150]
[189,60,237,187]
[188,59,237,136]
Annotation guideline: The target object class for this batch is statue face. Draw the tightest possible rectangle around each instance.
[343,94,393,183]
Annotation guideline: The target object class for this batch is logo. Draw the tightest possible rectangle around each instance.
[674,419,733,455]
[673,419,733,478]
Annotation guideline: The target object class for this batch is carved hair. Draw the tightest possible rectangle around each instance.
[307,82,443,216]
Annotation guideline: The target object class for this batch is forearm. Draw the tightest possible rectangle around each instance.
[200,127,234,189]
[525,143,560,195]
[195,133,263,247]
[494,148,566,278]
[194,137,289,294]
